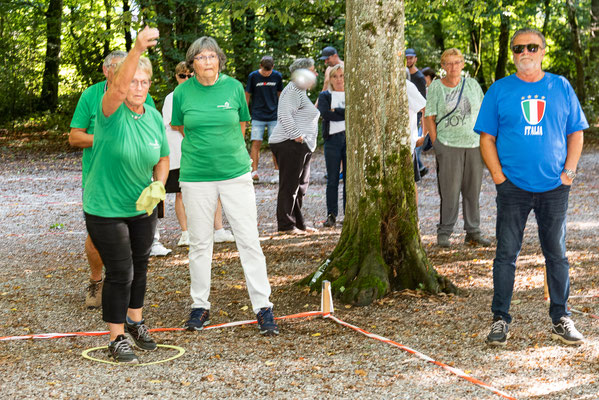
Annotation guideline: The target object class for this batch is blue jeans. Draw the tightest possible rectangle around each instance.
[324,132,346,217]
[492,179,571,324]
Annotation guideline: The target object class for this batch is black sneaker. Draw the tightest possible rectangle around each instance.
[184,308,210,331]
[323,214,336,228]
[108,334,139,364]
[551,316,584,345]
[486,317,509,346]
[125,319,157,351]
[257,307,279,336]
[465,233,492,246]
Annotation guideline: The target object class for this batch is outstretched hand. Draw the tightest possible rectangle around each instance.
[134,26,159,52]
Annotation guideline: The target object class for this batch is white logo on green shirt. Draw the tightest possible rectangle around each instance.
[217,101,232,109]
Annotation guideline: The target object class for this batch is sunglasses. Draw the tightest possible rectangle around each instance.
[178,73,193,79]
[511,44,541,54]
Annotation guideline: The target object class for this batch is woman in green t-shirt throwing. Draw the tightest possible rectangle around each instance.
[171,37,278,336]
[83,27,170,363]
[424,48,491,248]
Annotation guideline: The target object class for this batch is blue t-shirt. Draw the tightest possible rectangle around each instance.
[245,70,283,121]
[474,73,588,193]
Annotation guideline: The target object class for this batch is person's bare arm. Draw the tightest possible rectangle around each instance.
[172,125,185,137]
[480,132,506,184]
[245,92,250,106]
[561,130,584,185]
[153,156,170,185]
[102,26,159,118]
[424,115,437,143]
[68,128,93,148]
[240,121,247,139]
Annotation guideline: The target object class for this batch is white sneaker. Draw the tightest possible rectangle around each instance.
[214,228,235,243]
[251,170,259,183]
[270,172,279,184]
[150,241,172,256]
[177,231,190,247]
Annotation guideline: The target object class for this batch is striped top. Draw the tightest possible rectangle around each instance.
[269,82,320,152]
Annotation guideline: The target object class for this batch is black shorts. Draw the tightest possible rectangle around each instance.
[165,169,181,193]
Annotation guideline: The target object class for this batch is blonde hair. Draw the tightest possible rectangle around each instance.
[114,56,153,78]
[440,48,464,66]
[175,61,189,75]
[327,64,344,91]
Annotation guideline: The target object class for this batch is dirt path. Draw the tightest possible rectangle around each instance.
[0,148,598,399]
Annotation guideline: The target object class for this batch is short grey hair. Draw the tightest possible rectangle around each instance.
[186,37,227,72]
[510,28,546,49]
[289,58,315,74]
[103,51,127,68]
[114,56,153,78]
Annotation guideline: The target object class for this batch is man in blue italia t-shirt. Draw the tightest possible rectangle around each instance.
[474,28,588,347]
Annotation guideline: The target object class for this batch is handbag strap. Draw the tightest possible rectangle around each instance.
[436,77,466,125]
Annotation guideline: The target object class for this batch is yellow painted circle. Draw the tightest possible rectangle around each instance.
[81,344,185,366]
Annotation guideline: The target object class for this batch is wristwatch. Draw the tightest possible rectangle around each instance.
[563,168,576,180]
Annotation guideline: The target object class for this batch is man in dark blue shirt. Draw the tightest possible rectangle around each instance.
[246,56,283,183]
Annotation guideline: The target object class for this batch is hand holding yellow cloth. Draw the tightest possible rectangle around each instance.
[136,181,166,215]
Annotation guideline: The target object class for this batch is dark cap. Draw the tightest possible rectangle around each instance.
[405,48,417,56]
[319,46,337,60]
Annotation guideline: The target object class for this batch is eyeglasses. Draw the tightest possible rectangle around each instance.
[130,79,150,89]
[442,61,463,67]
[194,54,217,63]
[178,74,192,79]
[511,44,542,54]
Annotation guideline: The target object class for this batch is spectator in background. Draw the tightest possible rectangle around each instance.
[421,67,437,91]
[245,56,283,184]
[424,48,490,248]
[319,46,344,92]
[269,58,320,234]
[162,62,235,246]
[406,48,429,178]
[317,64,346,228]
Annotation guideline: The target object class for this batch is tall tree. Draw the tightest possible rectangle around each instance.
[123,0,132,51]
[39,0,63,111]
[566,0,585,102]
[230,2,256,82]
[305,0,456,305]
[495,10,510,81]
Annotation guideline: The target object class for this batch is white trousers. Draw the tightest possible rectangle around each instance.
[180,173,273,313]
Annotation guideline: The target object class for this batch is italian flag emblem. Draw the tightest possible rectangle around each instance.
[521,98,546,125]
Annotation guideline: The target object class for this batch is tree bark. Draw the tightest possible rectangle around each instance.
[431,16,445,51]
[494,11,510,81]
[103,0,111,59]
[123,0,132,51]
[304,0,456,305]
[470,21,487,91]
[39,0,62,111]
[566,0,586,102]
[230,2,256,82]
[591,0,599,91]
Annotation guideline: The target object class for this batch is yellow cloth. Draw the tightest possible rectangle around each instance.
[136,181,166,215]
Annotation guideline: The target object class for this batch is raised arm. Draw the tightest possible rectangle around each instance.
[101,26,159,118]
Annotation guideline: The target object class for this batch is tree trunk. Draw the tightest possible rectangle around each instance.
[566,0,586,102]
[590,0,599,93]
[39,0,62,111]
[432,16,445,51]
[153,0,176,82]
[304,0,457,305]
[494,11,509,81]
[542,0,551,38]
[103,0,111,59]
[470,21,487,91]
[123,0,132,51]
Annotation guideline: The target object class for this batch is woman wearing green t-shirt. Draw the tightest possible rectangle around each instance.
[424,48,490,248]
[83,27,170,363]
[171,37,278,336]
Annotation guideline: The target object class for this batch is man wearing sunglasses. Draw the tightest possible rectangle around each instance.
[475,28,588,347]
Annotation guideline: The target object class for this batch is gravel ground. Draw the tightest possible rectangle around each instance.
[0,147,598,399]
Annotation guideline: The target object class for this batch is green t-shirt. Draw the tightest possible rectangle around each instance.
[424,77,484,148]
[70,81,156,188]
[83,100,169,218]
[171,74,251,182]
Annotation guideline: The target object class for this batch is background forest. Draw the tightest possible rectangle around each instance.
[1,0,598,141]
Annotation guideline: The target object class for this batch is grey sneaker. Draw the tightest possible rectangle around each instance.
[108,335,139,364]
[437,234,450,247]
[551,316,584,345]
[486,318,509,346]
[465,232,492,246]
[125,319,157,351]
[85,279,103,309]
[323,214,336,228]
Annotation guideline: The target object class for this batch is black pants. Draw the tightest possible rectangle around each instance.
[270,140,312,231]
[85,212,157,323]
